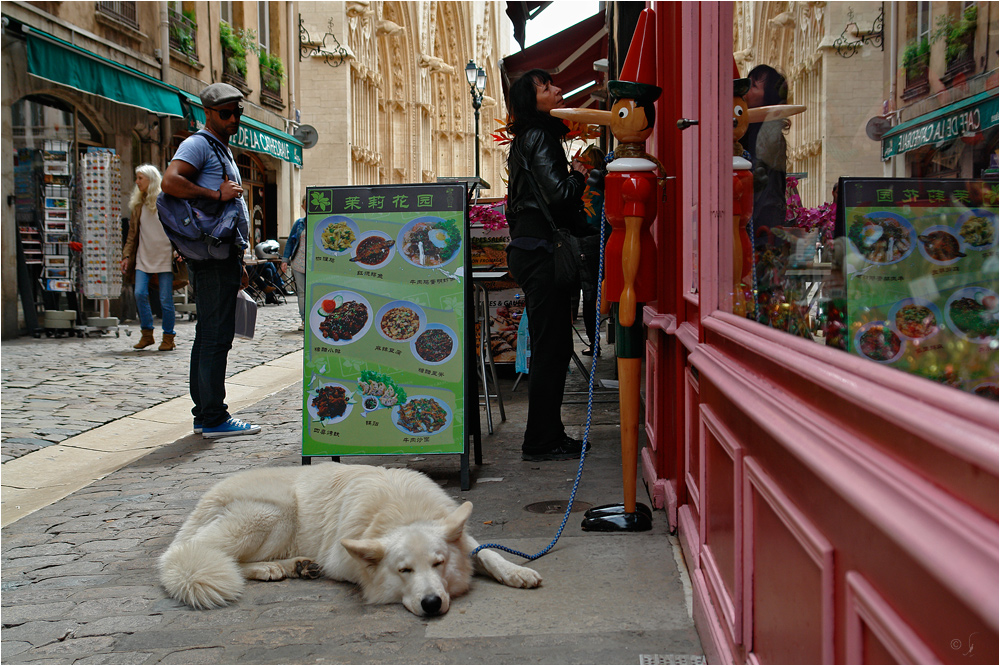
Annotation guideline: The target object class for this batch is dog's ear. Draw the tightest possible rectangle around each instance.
[341,538,385,566]
[442,501,473,543]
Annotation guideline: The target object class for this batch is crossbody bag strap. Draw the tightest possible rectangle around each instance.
[198,131,236,183]
[512,140,559,234]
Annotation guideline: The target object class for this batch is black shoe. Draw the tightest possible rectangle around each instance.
[521,435,591,462]
[581,347,593,356]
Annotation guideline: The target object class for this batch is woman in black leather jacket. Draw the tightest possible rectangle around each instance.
[505,69,592,462]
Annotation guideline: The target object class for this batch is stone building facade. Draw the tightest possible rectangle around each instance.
[297,1,509,195]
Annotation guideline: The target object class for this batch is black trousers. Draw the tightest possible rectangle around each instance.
[507,246,573,451]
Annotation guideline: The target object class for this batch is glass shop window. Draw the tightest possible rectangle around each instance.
[11,96,102,150]
[728,1,998,401]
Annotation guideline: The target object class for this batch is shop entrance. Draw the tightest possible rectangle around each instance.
[237,152,267,244]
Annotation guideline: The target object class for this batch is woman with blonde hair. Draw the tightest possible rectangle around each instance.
[122,164,184,350]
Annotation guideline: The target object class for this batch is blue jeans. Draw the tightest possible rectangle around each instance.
[134,270,176,334]
[188,252,242,428]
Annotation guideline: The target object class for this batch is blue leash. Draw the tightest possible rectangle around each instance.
[471,179,609,562]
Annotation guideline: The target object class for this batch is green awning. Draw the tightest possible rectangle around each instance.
[25,28,184,118]
[881,90,998,160]
[179,91,303,167]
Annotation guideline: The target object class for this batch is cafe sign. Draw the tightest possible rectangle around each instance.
[882,93,998,160]
[233,123,303,167]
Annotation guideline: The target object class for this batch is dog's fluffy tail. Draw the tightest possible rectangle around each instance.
[159,541,244,609]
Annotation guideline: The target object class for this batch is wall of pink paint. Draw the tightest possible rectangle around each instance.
[640,3,999,663]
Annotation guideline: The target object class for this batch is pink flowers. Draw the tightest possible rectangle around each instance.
[786,176,835,243]
[470,200,508,231]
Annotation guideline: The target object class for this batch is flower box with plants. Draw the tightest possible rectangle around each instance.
[220,22,257,88]
[901,37,931,84]
[259,51,285,99]
[169,7,199,64]
[935,5,977,80]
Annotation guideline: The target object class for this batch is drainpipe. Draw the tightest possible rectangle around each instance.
[888,0,898,176]
[288,2,297,124]
[160,1,170,82]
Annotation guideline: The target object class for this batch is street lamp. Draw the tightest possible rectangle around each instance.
[465,60,487,182]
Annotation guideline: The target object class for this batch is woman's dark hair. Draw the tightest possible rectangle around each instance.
[748,64,787,106]
[506,68,569,137]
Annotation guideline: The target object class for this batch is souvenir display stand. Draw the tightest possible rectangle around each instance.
[77,150,122,336]
[301,183,482,489]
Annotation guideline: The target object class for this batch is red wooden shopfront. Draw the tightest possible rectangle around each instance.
[639,3,998,663]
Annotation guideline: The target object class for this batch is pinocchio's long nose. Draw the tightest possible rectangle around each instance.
[550,107,614,126]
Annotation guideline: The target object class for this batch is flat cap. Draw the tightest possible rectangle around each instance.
[199,82,244,108]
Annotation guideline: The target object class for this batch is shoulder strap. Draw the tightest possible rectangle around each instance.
[511,139,558,233]
[197,131,234,181]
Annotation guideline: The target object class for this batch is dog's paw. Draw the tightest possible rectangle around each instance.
[502,565,543,589]
[294,558,323,579]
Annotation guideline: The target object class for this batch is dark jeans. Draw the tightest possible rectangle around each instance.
[507,246,573,452]
[579,234,602,346]
[188,252,242,428]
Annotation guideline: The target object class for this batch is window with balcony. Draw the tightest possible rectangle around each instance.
[96,1,139,31]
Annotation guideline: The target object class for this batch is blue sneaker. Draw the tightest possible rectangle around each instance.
[201,417,261,439]
[193,420,202,434]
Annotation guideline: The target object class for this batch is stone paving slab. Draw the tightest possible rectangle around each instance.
[1,322,704,664]
[1,303,303,463]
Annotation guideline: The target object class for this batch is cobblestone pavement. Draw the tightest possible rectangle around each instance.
[1,302,303,463]
[1,325,704,665]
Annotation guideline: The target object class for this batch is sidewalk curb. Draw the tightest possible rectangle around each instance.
[0,350,304,527]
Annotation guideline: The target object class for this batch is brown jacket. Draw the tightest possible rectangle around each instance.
[122,204,189,288]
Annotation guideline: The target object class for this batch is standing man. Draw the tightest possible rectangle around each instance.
[161,82,261,438]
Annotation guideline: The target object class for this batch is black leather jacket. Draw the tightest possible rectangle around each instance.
[507,125,587,242]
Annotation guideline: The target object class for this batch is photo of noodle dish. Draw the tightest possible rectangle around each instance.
[313,216,359,256]
[397,216,463,268]
[955,209,996,250]
[887,297,942,340]
[846,211,915,265]
[853,321,905,364]
[350,230,395,269]
[309,290,373,345]
[411,323,458,365]
[376,300,425,343]
[391,395,452,435]
[307,382,355,425]
[944,287,999,342]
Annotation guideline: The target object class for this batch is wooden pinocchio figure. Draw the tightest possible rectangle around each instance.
[551,7,662,532]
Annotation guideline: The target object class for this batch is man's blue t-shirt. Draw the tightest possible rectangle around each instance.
[171,130,250,248]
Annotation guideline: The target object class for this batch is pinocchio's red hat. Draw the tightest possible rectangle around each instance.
[608,7,662,103]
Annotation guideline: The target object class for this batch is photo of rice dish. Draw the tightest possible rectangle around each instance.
[858,323,902,362]
[312,385,348,421]
[380,306,420,340]
[958,215,995,248]
[400,218,462,267]
[894,304,937,339]
[395,397,449,434]
[321,221,356,252]
[318,300,369,341]
[415,328,455,363]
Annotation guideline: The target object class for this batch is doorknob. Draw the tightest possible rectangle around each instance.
[676,118,699,130]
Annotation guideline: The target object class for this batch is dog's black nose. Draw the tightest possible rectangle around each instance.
[421,595,442,615]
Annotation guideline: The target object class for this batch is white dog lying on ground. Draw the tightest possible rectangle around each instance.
[159,462,542,615]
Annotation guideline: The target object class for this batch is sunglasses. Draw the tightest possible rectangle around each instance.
[211,106,243,120]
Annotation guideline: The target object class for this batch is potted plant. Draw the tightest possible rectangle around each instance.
[259,51,285,95]
[933,5,977,67]
[168,8,199,63]
[901,36,930,82]
[219,22,257,83]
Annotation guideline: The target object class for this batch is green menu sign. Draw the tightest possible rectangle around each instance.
[841,178,999,398]
[302,184,468,456]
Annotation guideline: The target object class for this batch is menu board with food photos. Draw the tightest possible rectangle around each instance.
[840,178,998,399]
[302,184,468,456]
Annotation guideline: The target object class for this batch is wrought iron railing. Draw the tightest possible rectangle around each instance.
[168,7,199,61]
[96,1,139,30]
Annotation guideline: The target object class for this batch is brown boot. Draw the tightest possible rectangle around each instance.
[133,329,155,350]
[158,333,176,351]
